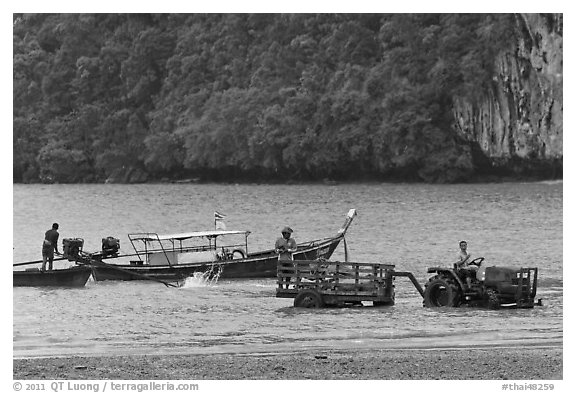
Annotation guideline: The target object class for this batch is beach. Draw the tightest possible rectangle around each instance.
[14,346,562,380]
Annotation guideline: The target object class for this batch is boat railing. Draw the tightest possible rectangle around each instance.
[246,236,337,258]
[297,235,340,247]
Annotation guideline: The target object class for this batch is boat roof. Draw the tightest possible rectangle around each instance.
[129,230,251,242]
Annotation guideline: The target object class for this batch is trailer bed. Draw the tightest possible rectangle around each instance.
[276,259,396,307]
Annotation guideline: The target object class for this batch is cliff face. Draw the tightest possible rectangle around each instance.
[453,14,562,176]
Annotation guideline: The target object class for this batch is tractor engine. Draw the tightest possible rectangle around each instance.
[483,266,536,305]
[484,267,519,286]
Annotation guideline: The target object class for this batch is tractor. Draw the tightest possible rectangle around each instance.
[422,258,539,309]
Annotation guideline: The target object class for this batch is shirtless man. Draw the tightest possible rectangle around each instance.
[456,240,471,268]
[456,240,475,286]
[42,223,60,271]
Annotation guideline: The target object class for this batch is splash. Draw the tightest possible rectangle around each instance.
[85,273,96,286]
[181,264,223,288]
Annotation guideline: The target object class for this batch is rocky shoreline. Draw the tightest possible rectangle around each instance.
[14,174,564,186]
[13,346,562,380]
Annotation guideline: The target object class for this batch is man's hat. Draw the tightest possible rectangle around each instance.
[281,226,293,234]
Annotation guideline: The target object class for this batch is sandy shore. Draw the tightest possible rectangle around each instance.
[13,346,562,380]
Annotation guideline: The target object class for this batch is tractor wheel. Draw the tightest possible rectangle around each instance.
[294,289,325,308]
[423,275,462,307]
[486,288,501,310]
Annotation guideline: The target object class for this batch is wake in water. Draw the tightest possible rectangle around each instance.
[181,264,223,288]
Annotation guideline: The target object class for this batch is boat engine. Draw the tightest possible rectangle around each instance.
[102,236,120,257]
[63,238,84,261]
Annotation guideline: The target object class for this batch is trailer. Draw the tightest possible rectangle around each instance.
[276,259,400,307]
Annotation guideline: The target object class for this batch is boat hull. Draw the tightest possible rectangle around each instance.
[91,235,343,282]
[13,266,92,288]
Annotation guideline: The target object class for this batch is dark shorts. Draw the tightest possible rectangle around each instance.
[459,267,477,279]
[42,246,54,259]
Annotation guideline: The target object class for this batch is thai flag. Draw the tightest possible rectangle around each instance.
[214,211,226,230]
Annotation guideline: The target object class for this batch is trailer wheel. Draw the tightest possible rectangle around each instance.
[486,288,501,310]
[423,275,461,307]
[294,290,325,308]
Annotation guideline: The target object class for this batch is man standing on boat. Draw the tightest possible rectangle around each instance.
[42,223,60,272]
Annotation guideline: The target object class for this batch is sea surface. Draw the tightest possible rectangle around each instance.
[12,182,563,358]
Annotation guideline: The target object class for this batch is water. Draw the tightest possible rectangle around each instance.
[12,182,563,358]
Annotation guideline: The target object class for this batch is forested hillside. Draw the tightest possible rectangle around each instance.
[13,13,561,184]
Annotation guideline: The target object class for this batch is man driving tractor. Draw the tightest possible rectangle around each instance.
[456,240,477,286]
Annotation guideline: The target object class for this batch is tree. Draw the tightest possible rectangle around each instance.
[13,13,525,183]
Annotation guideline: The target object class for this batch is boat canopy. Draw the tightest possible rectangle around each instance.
[130,230,251,242]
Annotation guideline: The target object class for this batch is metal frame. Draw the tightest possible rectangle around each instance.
[128,231,251,266]
[276,259,396,305]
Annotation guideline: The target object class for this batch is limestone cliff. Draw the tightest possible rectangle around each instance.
[453,13,562,177]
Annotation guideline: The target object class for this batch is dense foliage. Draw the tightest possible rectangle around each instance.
[13,13,517,183]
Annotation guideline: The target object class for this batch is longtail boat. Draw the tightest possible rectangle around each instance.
[87,209,357,282]
[13,265,92,288]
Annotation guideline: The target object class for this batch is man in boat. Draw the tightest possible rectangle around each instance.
[42,223,60,272]
[276,227,297,288]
